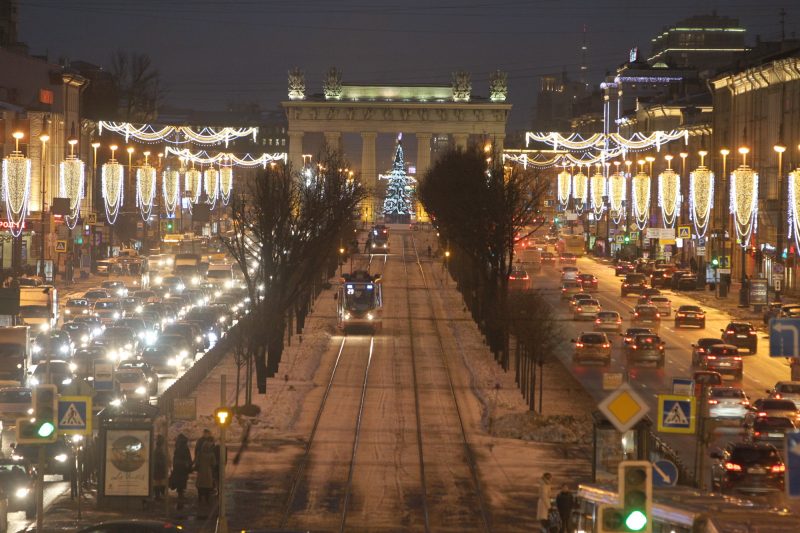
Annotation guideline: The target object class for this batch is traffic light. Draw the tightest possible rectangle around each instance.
[75,235,84,245]
[624,234,630,244]
[16,385,58,444]
[166,221,174,232]
[214,407,233,428]
[599,461,652,532]
[711,257,719,268]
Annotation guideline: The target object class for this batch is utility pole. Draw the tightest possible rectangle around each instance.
[215,375,230,533]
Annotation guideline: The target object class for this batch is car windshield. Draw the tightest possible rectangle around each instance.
[562,282,579,288]
[207,270,232,279]
[84,291,108,300]
[754,417,795,429]
[708,345,739,356]
[67,299,89,307]
[598,312,618,319]
[680,306,703,313]
[731,446,780,464]
[729,323,752,333]
[777,384,800,394]
[698,338,722,348]
[115,372,142,383]
[758,400,797,410]
[710,388,745,399]
[650,297,668,303]
[625,274,645,283]
[103,328,133,339]
[634,335,660,345]
[625,328,650,336]
[0,389,30,403]
[635,307,659,317]
[94,301,120,310]
[33,363,69,376]
[580,334,605,344]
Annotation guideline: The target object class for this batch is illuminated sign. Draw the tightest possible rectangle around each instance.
[0,220,26,230]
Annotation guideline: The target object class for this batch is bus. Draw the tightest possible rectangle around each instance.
[574,483,800,533]
[337,271,383,333]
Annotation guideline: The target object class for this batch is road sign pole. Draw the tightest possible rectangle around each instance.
[36,445,44,531]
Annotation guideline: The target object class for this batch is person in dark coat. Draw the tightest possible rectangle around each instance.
[153,435,168,500]
[195,437,217,519]
[170,433,192,509]
[193,428,212,468]
[556,484,575,533]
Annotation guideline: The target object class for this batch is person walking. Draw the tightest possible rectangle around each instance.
[153,435,168,500]
[170,433,192,510]
[193,428,212,468]
[556,484,575,533]
[537,472,554,530]
[194,436,217,519]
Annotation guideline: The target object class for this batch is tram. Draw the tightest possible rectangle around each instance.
[337,271,383,333]
[574,483,800,533]
[370,225,390,253]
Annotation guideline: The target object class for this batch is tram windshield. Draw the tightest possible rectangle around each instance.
[344,284,375,311]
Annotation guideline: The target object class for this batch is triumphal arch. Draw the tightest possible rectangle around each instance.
[281,68,511,190]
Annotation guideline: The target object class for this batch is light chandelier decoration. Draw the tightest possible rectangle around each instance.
[572,167,588,213]
[557,167,571,208]
[162,167,181,217]
[590,166,606,218]
[689,151,714,238]
[185,167,202,203]
[204,167,219,209]
[135,152,157,221]
[101,145,124,224]
[99,121,258,146]
[657,155,681,228]
[729,147,759,247]
[165,146,287,168]
[632,161,651,230]
[608,164,626,225]
[220,165,233,205]
[2,132,32,237]
[789,168,800,250]
[59,140,84,230]
[526,129,689,152]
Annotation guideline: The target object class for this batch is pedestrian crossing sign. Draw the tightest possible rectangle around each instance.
[657,394,695,434]
[57,396,92,435]
[678,226,691,239]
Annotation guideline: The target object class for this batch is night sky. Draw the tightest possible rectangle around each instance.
[17,0,800,162]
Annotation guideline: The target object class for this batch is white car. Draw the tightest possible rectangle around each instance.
[574,299,601,320]
[648,295,672,317]
[707,386,750,420]
[768,381,800,409]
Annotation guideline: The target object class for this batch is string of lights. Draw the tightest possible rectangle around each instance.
[730,164,759,247]
[101,159,124,224]
[572,170,587,214]
[99,121,259,146]
[136,165,157,221]
[59,156,85,230]
[657,167,680,228]
[632,171,650,230]
[2,151,31,238]
[557,169,571,208]
[689,166,714,238]
[590,171,606,218]
[165,147,287,167]
[162,168,181,217]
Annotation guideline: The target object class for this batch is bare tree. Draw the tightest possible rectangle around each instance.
[110,50,163,121]
[221,151,366,395]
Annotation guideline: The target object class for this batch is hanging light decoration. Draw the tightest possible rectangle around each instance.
[632,160,651,230]
[184,166,202,203]
[2,132,32,237]
[101,145,124,224]
[658,155,681,228]
[59,139,84,230]
[204,167,219,209]
[220,164,233,205]
[163,167,180,217]
[136,151,157,221]
[590,165,606,218]
[608,162,626,226]
[689,151,714,238]
[572,166,587,213]
[789,167,800,251]
[557,167,571,208]
[730,147,759,247]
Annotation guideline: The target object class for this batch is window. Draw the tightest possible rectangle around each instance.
[281,139,286,146]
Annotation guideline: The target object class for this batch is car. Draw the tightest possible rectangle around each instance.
[75,520,184,533]
[631,304,660,331]
[31,331,73,362]
[696,344,743,379]
[620,327,652,345]
[93,298,124,324]
[0,457,36,517]
[614,261,635,276]
[574,298,601,320]
[670,270,694,290]
[508,268,531,291]
[649,269,672,288]
[16,276,43,287]
[114,367,151,399]
[767,381,800,408]
[61,321,93,348]
[745,398,800,427]
[559,252,577,265]
[95,326,139,361]
[620,273,647,296]
[13,437,73,476]
[594,311,622,332]
[561,281,582,299]
[154,334,193,368]
[163,322,205,353]
[0,387,32,425]
[676,275,698,290]
[117,317,156,346]
[577,273,598,291]
[82,288,112,303]
[648,296,671,317]
[747,416,796,446]
[541,251,556,265]
[161,276,186,294]
[707,387,750,420]
[572,332,611,366]
[29,360,77,393]
[568,293,594,308]
[721,322,757,354]
[691,338,727,366]
[625,333,665,368]
[118,296,144,316]
[72,347,105,379]
[101,280,128,297]
[64,298,91,318]
[710,442,785,494]
[640,287,662,298]
[763,304,800,325]
[674,305,706,328]
[118,360,159,395]
[560,266,579,281]
[693,371,723,396]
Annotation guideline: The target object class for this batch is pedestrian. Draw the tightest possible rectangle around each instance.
[556,484,575,533]
[193,428,212,468]
[427,245,432,258]
[537,472,554,530]
[170,433,192,509]
[153,435,168,500]
[365,237,371,254]
[195,436,217,519]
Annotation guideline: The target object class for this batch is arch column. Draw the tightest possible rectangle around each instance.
[360,132,377,189]
[493,133,505,153]
[453,133,469,151]
[288,130,304,171]
[324,131,342,153]
[416,133,432,179]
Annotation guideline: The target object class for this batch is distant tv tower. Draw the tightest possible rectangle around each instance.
[580,24,588,88]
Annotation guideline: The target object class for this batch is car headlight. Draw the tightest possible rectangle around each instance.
[124,343,133,350]
[117,289,125,297]
[168,358,179,367]
[81,334,89,343]
[135,305,143,314]
[135,386,147,396]
[224,280,234,289]
[177,284,185,292]
[113,312,121,319]
[15,487,30,499]
[110,398,122,407]
[69,362,78,372]
[60,345,69,353]
[32,345,41,353]
[154,276,163,285]
[343,312,351,320]
[179,349,189,359]
[195,336,202,343]
[192,276,200,285]
[61,378,72,385]
[207,332,218,343]
[39,323,50,332]
[218,316,227,323]
[215,291,222,298]
[29,377,39,386]
[54,453,68,463]
[367,313,374,320]
[82,309,89,315]
[93,327,103,336]
[138,331,145,339]
[65,309,71,315]
[108,349,119,361]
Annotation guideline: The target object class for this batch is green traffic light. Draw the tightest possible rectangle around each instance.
[37,421,55,438]
[625,510,647,531]
[712,258,719,266]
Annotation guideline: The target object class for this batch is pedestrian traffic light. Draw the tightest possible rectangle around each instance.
[214,407,233,428]
[16,385,58,444]
[711,257,719,268]
[75,235,84,245]
[166,221,174,232]
[624,234,630,244]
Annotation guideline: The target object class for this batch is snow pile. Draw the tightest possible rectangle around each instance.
[491,412,593,444]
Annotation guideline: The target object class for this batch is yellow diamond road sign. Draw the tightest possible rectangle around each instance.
[598,383,650,433]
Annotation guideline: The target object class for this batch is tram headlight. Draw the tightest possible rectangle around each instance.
[367,313,374,320]
[343,312,351,320]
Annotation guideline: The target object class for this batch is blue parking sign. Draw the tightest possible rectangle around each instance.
[770,318,800,357]
[787,431,800,498]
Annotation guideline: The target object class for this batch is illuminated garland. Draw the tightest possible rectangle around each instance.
[557,170,571,207]
[220,166,233,205]
[729,165,759,247]
[590,171,606,217]
[162,168,180,216]
[136,165,157,220]
[185,168,202,203]
[99,121,258,146]
[526,130,689,152]
[632,172,651,230]
[165,146,287,167]
[101,160,124,224]
[658,168,680,228]
[59,156,84,230]
[608,172,626,224]
[689,166,714,238]
[572,171,587,213]
[789,170,800,250]
[2,152,31,237]
[204,168,219,209]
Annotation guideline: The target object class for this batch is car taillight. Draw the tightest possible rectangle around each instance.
[677,313,686,317]
[754,431,762,437]
[595,319,601,323]
[724,462,742,471]
[602,343,610,348]
[631,345,637,350]
[708,399,719,404]
[656,313,661,318]
[757,412,767,417]
[741,401,750,406]
[624,337,631,343]
[616,320,622,324]
[771,464,786,473]
[733,356,742,361]
[706,355,717,360]
[749,331,756,336]
[698,348,706,353]
[775,394,782,399]
[726,330,735,335]
[577,307,582,312]
[522,275,529,280]
[576,342,584,348]
[634,312,639,317]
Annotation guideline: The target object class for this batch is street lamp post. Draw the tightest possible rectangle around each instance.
[775,143,787,300]
[39,134,50,280]
[90,142,100,273]
[720,148,730,297]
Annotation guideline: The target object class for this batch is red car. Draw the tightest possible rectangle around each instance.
[577,274,598,291]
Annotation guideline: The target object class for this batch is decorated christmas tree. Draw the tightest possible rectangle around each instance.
[381,134,416,223]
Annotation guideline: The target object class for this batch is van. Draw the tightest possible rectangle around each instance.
[207,264,234,288]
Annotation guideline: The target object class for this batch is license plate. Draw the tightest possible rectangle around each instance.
[717,362,731,367]
[748,467,766,474]
[737,334,747,338]
[768,433,783,438]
